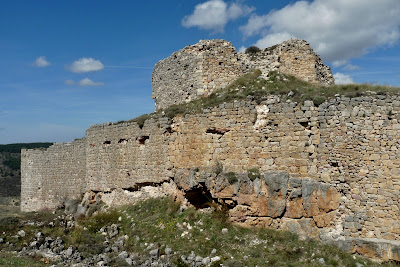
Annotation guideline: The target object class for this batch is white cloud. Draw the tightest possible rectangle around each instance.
[78,78,104,86]
[342,64,361,71]
[238,45,246,53]
[69,58,104,73]
[240,0,400,63]
[334,73,355,84]
[254,32,294,49]
[64,78,104,86]
[182,0,254,32]
[65,79,75,85]
[34,56,50,67]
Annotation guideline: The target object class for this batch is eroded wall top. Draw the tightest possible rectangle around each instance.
[151,39,246,111]
[152,38,334,111]
[240,39,334,86]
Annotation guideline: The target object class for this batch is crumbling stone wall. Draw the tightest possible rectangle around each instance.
[152,39,246,111]
[21,139,86,211]
[151,39,334,110]
[239,39,334,85]
[85,118,172,191]
[21,93,400,261]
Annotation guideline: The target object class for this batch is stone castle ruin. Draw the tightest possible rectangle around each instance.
[152,39,334,110]
[21,39,400,261]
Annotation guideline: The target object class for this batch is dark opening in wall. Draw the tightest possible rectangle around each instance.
[164,127,175,135]
[206,127,230,135]
[137,136,149,145]
[184,183,213,209]
[299,121,309,128]
[118,139,128,144]
[219,61,223,65]
[329,161,339,167]
[103,141,111,145]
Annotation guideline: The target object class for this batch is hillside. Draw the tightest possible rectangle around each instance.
[1,197,399,266]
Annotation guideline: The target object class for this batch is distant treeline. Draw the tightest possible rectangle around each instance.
[0,143,53,153]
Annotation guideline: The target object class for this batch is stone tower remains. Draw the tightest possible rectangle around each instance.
[151,38,334,111]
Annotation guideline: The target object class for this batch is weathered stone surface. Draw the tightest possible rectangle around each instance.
[21,58,400,262]
[152,39,246,111]
[152,38,334,110]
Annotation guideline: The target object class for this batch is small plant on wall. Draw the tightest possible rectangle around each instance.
[247,167,261,181]
[225,172,238,184]
[214,161,223,176]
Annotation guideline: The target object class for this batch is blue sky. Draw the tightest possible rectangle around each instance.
[1,0,400,144]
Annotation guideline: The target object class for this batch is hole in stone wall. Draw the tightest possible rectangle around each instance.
[206,127,230,135]
[299,121,309,128]
[164,127,175,135]
[118,139,128,144]
[137,136,149,145]
[219,62,223,65]
[103,141,111,145]
[329,161,339,167]
[185,183,213,209]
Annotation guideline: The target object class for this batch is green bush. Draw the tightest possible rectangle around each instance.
[225,172,238,184]
[311,95,327,107]
[135,114,150,129]
[247,168,260,181]
[245,46,261,54]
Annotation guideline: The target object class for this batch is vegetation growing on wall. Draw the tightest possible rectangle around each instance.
[117,69,400,128]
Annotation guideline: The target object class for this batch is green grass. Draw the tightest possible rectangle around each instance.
[1,198,400,266]
[0,251,48,267]
[57,198,400,266]
[117,198,400,266]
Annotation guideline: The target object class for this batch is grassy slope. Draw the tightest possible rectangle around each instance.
[1,198,399,266]
[0,251,48,267]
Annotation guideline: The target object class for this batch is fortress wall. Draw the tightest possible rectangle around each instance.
[151,39,248,111]
[85,117,172,192]
[166,94,400,244]
[21,139,86,212]
[21,93,400,260]
[239,39,334,86]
